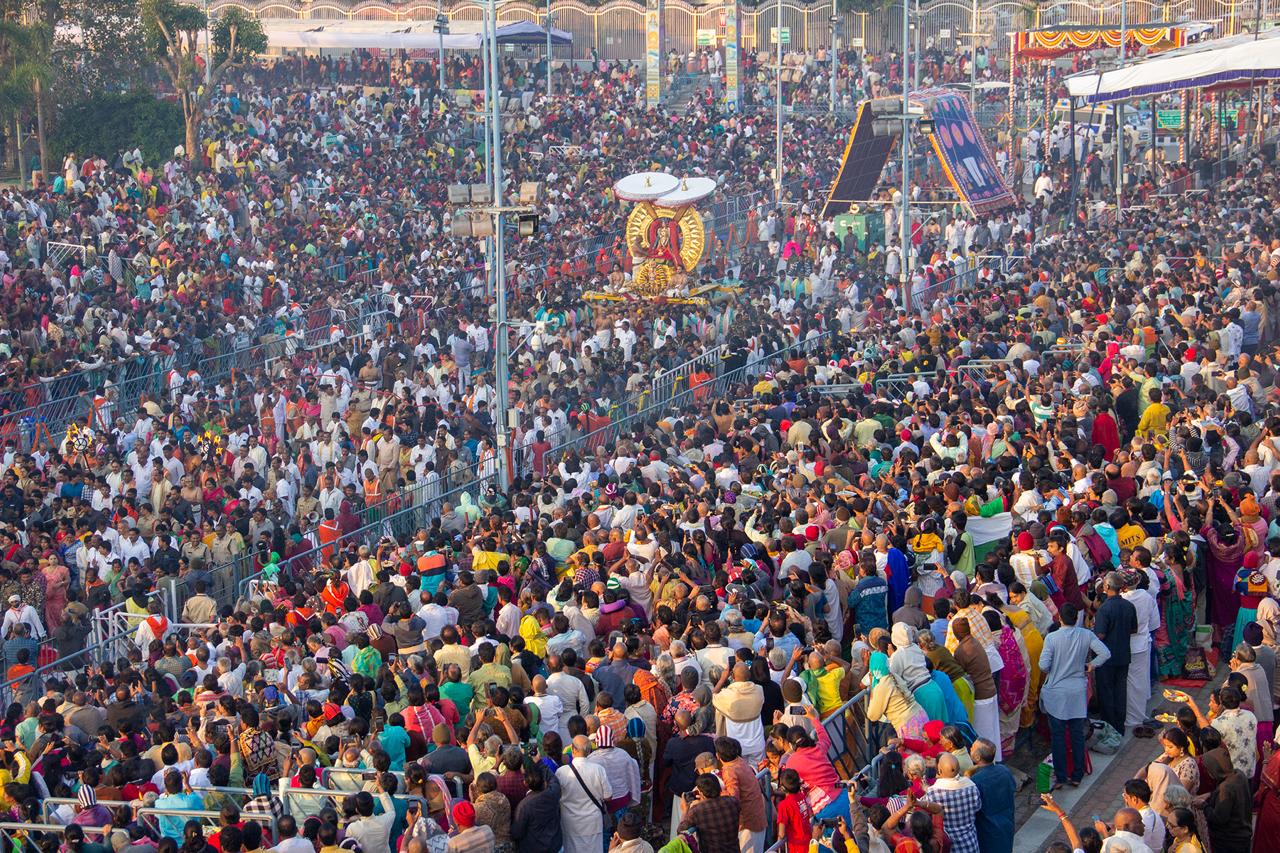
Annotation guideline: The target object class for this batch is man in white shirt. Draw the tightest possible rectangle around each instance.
[1122,779,1166,852]
[1097,807,1155,853]
[344,787,396,853]
[2,595,45,640]
[494,586,521,639]
[1121,563,1158,730]
[417,593,458,639]
[526,675,567,740]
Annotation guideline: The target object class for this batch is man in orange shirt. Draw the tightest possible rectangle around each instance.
[321,573,350,615]
[317,509,341,564]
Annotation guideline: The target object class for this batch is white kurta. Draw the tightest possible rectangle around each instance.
[556,757,613,853]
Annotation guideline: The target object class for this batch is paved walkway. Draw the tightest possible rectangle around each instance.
[1012,671,1221,853]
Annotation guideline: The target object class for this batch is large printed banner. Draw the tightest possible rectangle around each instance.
[646,0,661,107]
[819,100,896,218]
[724,0,740,112]
[925,90,1016,216]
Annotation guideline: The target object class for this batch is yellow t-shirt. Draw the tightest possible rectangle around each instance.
[1117,523,1146,553]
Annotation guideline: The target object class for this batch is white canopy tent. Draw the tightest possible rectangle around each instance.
[1066,29,1280,104]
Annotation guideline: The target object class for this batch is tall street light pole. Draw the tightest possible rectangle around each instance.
[829,6,838,112]
[968,0,978,104]
[435,4,447,90]
[899,0,911,311]
[546,0,554,96]
[487,0,511,489]
[775,0,784,201]
[1116,0,1126,222]
[912,0,920,88]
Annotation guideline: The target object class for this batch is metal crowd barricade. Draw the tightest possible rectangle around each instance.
[137,807,276,838]
[1044,343,1088,359]
[191,785,253,798]
[820,688,872,781]
[953,357,1009,385]
[910,266,977,314]
[0,626,134,708]
[871,373,919,401]
[319,767,406,790]
[0,352,175,449]
[813,383,863,397]
[234,471,498,602]
[0,823,110,844]
[40,798,133,823]
[650,345,726,410]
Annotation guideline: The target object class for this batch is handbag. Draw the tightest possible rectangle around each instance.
[566,758,615,832]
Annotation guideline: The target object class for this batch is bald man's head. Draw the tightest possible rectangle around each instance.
[952,618,971,640]
[1114,808,1144,836]
[732,663,750,682]
[571,735,592,758]
[937,752,959,778]
[674,710,694,734]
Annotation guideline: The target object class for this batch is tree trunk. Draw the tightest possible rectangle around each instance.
[13,117,27,189]
[33,77,47,179]
[4,124,15,175]
[182,89,201,166]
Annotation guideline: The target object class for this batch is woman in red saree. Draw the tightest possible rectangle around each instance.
[1256,740,1280,852]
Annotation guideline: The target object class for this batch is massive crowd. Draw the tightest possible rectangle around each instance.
[0,26,1273,853]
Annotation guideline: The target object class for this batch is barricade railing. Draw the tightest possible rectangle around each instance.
[0,823,110,842]
[137,807,275,837]
[953,357,1009,385]
[540,330,841,472]
[813,383,863,397]
[910,266,978,314]
[0,626,133,713]
[820,689,872,781]
[0,353,176,450]
[40,798,133,823]
[871,373,919,401]
[650,345,727,411]
[234,470,499,603]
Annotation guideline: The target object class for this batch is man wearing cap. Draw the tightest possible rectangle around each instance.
[1,592,43,642]
[446,799,495,853]
[584,723,640,815]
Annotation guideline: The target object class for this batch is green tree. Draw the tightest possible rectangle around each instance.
[0,16,54,182]
[55,0,151,96]
[141,0,265,163]
[50,90,182,165]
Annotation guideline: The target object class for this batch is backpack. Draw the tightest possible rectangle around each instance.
[1080,531,1113,572]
